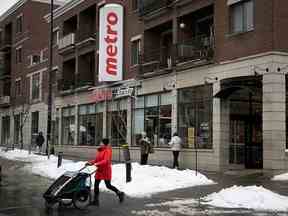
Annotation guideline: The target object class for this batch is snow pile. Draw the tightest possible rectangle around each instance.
[203,185,288,212]
[0,147,214,198]
[272,173,288,181]
[111,163,214,197]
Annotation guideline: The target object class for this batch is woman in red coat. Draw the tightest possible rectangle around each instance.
[86,138,124,206]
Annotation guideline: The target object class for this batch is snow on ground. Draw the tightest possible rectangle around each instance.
[0,147,214,198]
[272,172,288,181]
[141,186,288,213]
[203,185,288,212]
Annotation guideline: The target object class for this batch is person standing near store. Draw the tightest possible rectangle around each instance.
[36,131,45,153]
[86,138,124,206]
[139,132,151,165]
[168,132,182,169]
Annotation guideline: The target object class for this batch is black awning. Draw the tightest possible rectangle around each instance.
[213,86,245,99]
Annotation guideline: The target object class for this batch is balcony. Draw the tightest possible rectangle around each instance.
[176,35,214,65]
[139,0,173,16]
[57,79,75,93]
[139,35,214,76]
[0,96,10,107]
[58,33,75,53]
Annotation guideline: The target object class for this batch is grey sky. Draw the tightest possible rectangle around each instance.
[0,0,19,16]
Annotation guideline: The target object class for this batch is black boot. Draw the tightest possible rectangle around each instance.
[91,199,99,206]
[117,191,125,203]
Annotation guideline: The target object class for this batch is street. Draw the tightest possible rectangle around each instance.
[1,157,288,216]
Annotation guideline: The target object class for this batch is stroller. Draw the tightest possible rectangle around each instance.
[43,166,96,209]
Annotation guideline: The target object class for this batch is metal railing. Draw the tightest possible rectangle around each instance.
[58,33,75,50]
[138,0,173,16]
[176,35,214,64]
[0,96,10,106]
[57,79,75,91]
[139,35,214,74]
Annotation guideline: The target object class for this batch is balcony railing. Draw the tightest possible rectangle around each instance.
[57,79,75,92]
[139,35,214,75]
[139,0,173,16]
[0,96,10,106]
[58,33,75,50]
[176,35,214,64]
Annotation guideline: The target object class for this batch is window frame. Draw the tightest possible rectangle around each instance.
[229,0,254,34]
[16,14,23,34]
[16,46,22,63]
[15,79,21,97]
[31,73,41,101]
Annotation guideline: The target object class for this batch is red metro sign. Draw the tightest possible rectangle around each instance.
[99,3,123,82]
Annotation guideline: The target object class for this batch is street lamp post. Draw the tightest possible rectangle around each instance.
[46,0,54,158]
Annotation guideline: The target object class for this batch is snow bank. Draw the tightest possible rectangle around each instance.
[0,147,214,198]
[272,173,288,181]
[203,185,288,212]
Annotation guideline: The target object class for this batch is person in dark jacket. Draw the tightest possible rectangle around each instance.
[36,131,45,153]
[139,132,151,165]
[86,138,124,206]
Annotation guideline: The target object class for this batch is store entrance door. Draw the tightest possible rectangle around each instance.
[229,115,262,169]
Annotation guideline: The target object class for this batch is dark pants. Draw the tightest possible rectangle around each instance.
[140,154,148,165]
[94,179,120,201]
[172,151,180,168]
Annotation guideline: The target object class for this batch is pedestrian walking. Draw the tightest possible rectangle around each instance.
[139,132,152,165]
[86,138,124,206]
[168,132,182,169]
[36,132,45,153]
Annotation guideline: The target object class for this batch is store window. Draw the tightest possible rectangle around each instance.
[107,99,127,146]
[14,114,21,146]
[31,111,39,146]
[78,103,103,146]
[62,107,75,145]
[133,93,173,147]
[178,85,213,149]
[1,116,10,146]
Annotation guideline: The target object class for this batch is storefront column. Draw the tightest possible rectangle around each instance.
[58,108,62,146]
[213,81,230,170]
[127,97,132,146]
[10,112,14,148]
[103,100,108,137]
[171,88,177,135]
[74,105,79,146]
[263,73,286,169]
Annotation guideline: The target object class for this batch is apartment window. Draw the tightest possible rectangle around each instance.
[131,39,141,65]
[16,15,23,33]
[15,79,21,96]
[230,0,254,34]
[52,30,59,46]
[62,107,75,145]
[16,47,22,63]
[31,73,40,100]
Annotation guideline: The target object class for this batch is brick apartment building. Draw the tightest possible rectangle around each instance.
[0,0,67,150]
[2,0,288,172]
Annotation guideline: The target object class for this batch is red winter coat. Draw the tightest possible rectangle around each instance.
[89,145,112,180]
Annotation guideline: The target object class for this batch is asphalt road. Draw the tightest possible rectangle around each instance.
[0,157,288,216]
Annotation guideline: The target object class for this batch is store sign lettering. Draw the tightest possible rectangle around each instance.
[113,87,134,98]
[99,4,123,82]
[90,89,113,102]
